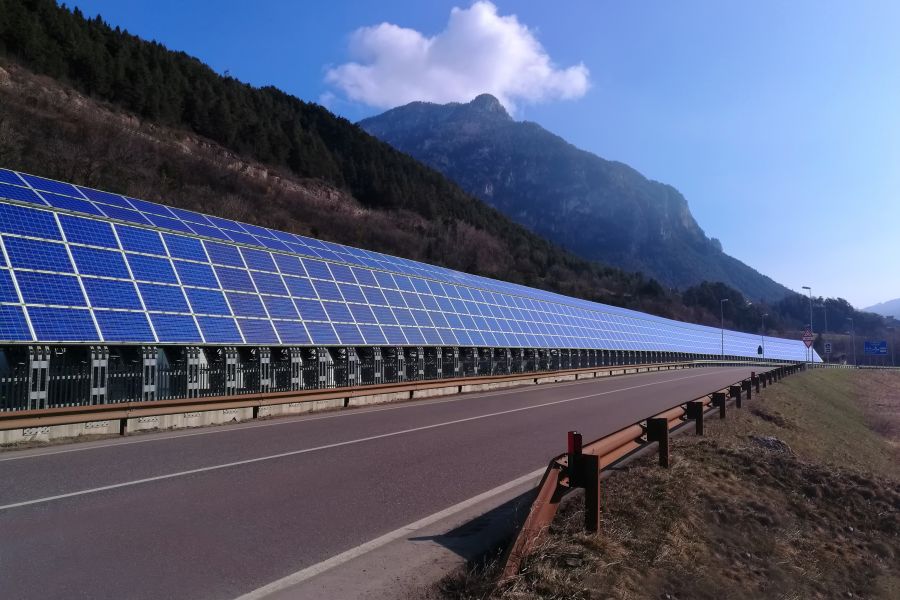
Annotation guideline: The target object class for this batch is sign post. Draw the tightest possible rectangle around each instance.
[802,328,814,362]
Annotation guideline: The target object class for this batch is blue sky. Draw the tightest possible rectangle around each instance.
[67,0,900,308]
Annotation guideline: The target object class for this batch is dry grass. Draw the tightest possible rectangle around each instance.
[440,369,900,599]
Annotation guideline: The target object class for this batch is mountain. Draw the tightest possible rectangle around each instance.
[865,298,900,319]
[0,0,692,320]
[360,95,791,302]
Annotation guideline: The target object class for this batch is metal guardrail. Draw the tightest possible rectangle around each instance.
[0,359,779,435]
[500,362,805,579]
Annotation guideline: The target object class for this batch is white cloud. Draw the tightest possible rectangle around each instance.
[325,1,589,112]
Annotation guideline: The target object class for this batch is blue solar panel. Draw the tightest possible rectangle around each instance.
[163,234,207,261]
[241,248,277,272]
[127,197,174,217]
[382,325,406,345]
[0,204,60,239]
[16,271,86,306]
[70,246,130,278]
[29,306,98,341]
[0,305,31,340]
[116,225,165,255]
[295,298,328,321]
[284,275,315,298]
[302,259,333,280]
[0,171,822,361]
[226,292,267,317]
[77,186,133,208]
[237,318,278,344]
[126,254,177,283]
[215,266,255,292]
[306,321,339,345]
[273,254,305,276]
[94,310,155,342]
[250,271,287,296]
[59,215,119,248]
[262,295,298,319]
[372,306,398,325]
[225,230,257,246]
[272,320,310,345]
[349,304,376,324]
[338,284,366,304]
[334,323,364,345]
[42,192,104,216]
[313,279,342,301]
[173,260,219,288]
[138,283,189,312]
[146,214,193,233]
[0,169,24,186]
[323,301,353,323]
[82,278,142,310]
[197,316,243,343]
[0,269,17,302]
[0,182,46,205]
[99,205,153,225]
[150,313,202,343]
[20,174,79,196]
[5,238,73,272]
[204,241,244,267]
[185,288,231,315]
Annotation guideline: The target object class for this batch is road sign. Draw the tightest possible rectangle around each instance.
[864,341,888,355]
[802,328,814,348]
[824,342,832,354]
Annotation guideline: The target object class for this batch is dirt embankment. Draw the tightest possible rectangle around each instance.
[442,369,900,599]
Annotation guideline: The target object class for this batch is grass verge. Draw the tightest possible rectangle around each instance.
[440,369,900,599]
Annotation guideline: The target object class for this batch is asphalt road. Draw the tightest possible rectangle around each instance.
[0,366,756,599]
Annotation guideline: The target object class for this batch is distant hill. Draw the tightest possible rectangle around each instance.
[865,298,900,319]
[360,95,792,302]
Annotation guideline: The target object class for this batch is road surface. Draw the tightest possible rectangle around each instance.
[0,366,757,599]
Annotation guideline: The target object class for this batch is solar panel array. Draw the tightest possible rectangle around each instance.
[0,168,819,362]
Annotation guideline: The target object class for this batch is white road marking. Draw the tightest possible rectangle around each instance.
[0,369,732,511]
[233,466,548,600]
[0,366,744,463]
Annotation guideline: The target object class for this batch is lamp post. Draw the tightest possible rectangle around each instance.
[847,317,856,366]
[802,285,813,362]
[761,312,768,359]
[720,298,729,360]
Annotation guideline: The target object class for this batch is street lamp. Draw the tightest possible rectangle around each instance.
[847,317,856,366]
[720,298,729,360]
[802,285,813,362]
[761,313,768,359]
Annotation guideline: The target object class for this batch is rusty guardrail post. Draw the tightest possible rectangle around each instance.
[742,378,751,401]
[712,391,727,418]
[752,372,760,394]
[730,383,743,408]
[686,400,705,435]
[646,417,670,468]
[567,430,601,533]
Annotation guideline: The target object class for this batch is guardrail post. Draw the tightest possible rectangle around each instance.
[646,418,670,468]
[730,384,743,408]
[686,400,705,435]
[567,430,583,484]
[742,379,751,401]
[581,453,601,533]
[712,391,727,418]
[752,372,760,394]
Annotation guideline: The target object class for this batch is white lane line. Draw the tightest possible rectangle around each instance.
[233,466,548,600]
[0,369,728,512]
[0,367,745,463]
